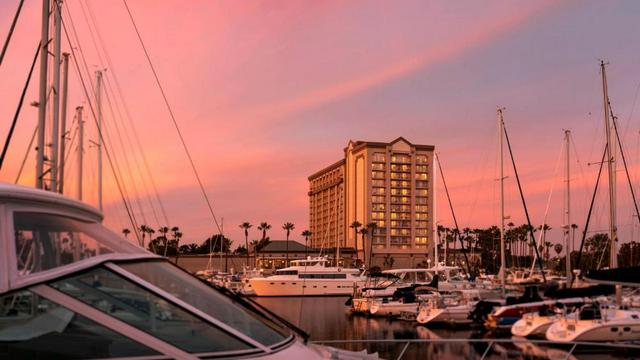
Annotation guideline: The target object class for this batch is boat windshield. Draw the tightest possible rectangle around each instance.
[13,212,143,277]
[117,260,290,346]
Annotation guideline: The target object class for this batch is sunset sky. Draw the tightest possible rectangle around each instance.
[2,0,640,249]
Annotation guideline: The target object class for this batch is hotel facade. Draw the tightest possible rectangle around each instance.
[308,137,434,268]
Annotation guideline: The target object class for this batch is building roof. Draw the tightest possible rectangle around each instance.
[345,137,435,153]
[258,240,311,253]
[308,158,345,180]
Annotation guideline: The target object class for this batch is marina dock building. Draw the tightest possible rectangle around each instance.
[308,137,435,268]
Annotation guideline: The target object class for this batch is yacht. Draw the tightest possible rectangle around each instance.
[249,257,365,296]
[0,183,370,359]
[416,291,477,325]
[546,303,640,342]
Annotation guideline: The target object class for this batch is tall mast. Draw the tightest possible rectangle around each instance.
[433,152,438,265]
[35,0,50,189]
[58,52,70,193]
[50,0,62,192]
[498,107,506,295]
[601,61,621,304]
[564,130,572,283]
[77,106,84,201]
[96,70,103,211]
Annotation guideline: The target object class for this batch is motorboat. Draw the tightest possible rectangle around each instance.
[546,302,640,342]
[249,257,365,296]
[511,300,586,338]
[367,285,438,317]
[487,296,589,331]
[416,291,476,325]
[0,183,374,359]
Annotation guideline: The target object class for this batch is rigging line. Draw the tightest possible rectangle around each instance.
[0,41,40,171]
[82,0,169,227]
[622,77,640,143]
[101,76,157,227]
[500,117,546,282]
[60,13,142,246]
[122,0,222,234]
[610,106,640,227]
[0,0,24,67]
[434,152,471,276]
[83,0,169,227]
[536,138,565,251]
[574,144,607,279]
[61,2,144,230]
[14,125,37,184]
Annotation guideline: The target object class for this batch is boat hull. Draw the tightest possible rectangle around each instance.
[250,278,361,296]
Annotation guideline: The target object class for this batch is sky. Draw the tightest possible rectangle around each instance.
[1,0,640,250]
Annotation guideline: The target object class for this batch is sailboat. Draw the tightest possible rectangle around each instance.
[546,61,640,343]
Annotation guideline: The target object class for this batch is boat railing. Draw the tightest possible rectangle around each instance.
[311,338,640,360]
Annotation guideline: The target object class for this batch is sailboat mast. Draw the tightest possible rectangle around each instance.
[564,130,572,283]
[601,62,617,268]
[433,152,438,265]
[35,0,50,189]
[601,61,621,304]
[96,70,104,211]
[498,107,506,294]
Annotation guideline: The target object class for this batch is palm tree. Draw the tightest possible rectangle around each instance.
[366,222,378,269]
[256,222,272,259]
[239,222,252,266]
[158,226,170,256]
[350,221,362,265]
[282,222,295,264]
[122,228,131,239]
[258,222,272,242]
[301,230,311,259]
[137,224,148,248]
[174,231,183,264]
[358,227,368,268]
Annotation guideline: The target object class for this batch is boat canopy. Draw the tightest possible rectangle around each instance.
[585,267,640,287]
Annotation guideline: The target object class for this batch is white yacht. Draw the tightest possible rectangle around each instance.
[250,257,365,296]
[546,303,640,342]
[0,183,371,359]
[416,292,477,325]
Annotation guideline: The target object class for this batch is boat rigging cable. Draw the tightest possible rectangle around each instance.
[79,0,169,228]
[434,152,472,276]
[500,118,546,282]
[59,11,142,246]
[0,42,40,171]
[62,2,153,232]
[610,105,640,226]
[122,0,223,234]
[573,144,607,281]
[0,0,24,67]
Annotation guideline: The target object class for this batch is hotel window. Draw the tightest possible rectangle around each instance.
[416,221,428,228]
[372,211,385,219]
[373,203,386,211]
[415,205,428,212]
[400,196,409,204]
[372,153,386,163]
[416,189,428,196]
[391,154,410,163]
[416,155,428,164]
[372,179,384,187]
[416,180,428,188]
[372,187,385,195]
[376,220,386,227]
[372,163,385,171]
[415,236,428,244]
[416,213,428,220]
[372,195,385,203]
[416,197,428,205]
[416,165,428,172]
[372,171,385,179]
[415,173,427,180]
[373,236,386,246]
[390,212,398,220]
[416,228,429,236]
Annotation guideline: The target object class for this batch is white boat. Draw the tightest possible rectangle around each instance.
[416,292,476,325]
[0,183,375,359]
[511,300,588,338]
[367,286,438,317]
[426,263,493,291]
[546,303,640,342]
[250,257,365,296]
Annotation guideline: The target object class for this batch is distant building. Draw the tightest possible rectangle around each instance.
[308,137,435,268]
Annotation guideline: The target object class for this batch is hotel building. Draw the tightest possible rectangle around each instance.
[308,137,434,268]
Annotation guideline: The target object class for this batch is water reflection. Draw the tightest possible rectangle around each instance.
[253,296,637,360]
